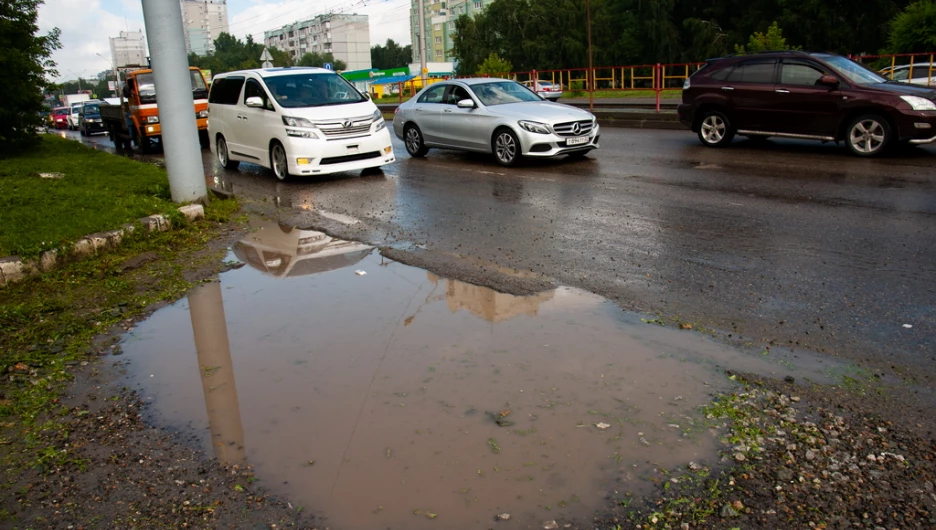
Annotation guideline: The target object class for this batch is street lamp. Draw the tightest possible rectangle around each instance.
[66,69,87,92]
[96,53,120,97]
[586,0,593,111]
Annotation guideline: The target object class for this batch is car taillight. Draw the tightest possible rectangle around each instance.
[543,87,551,91]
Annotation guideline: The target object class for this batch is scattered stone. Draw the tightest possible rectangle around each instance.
[544,520,559,530]
[806,450,817,461]
[731,500,744,511]
[734,452,746,462]
[790,396,801,402]
[688,461,703,471]
[720,504,740,518]
[497,513,511,521]
[784,376,795,383]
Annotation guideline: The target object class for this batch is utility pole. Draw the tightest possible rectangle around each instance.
[141,0,207,202]
[586,0,594,112]
[418,0,427,88]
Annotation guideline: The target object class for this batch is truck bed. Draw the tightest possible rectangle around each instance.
[99,103,124,121]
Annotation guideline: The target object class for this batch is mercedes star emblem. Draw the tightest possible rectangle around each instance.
[571,122,581,135]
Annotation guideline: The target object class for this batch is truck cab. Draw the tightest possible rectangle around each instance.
[105,66,210,152]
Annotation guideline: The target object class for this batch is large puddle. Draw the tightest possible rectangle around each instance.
[118,220,841,529]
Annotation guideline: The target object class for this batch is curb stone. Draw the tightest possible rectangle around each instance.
[0,204,205,288]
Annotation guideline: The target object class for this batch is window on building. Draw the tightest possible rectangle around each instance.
[474,1,482,9]
[435,36,441,44]
[435,49,442,57]
[434,23,441,30]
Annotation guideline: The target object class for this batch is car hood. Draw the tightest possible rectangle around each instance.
[278,100,377,121]
[484,101,594,123]
[862,82,936,100]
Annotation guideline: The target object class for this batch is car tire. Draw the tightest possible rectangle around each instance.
[216,135,240,170]
[404,124,429,157]
[79,126,86,136]
[137,132,151,154]
[199,130,210,149]
[493,128,523,167]
[697,110,735,147]
[846,114,891,157]
[270,141,290,181]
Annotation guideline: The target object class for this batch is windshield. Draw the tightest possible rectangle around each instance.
[54,108,69,116]
[472,81,542,106]
[83,104,100,114]
[819,55,887,85]
[135,70,209,104]
[262,73,366,108]
[70,104,82,112]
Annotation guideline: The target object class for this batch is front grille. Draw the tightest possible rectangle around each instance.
[313,114,374,139]
[553,119,595,137]
[320,151,381,165]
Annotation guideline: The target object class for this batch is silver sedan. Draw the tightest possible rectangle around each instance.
[392,78,599,166]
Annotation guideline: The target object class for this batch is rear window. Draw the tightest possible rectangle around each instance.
[725,59,776,84]
[209,76,246,105]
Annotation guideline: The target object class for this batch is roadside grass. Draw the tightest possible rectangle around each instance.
[0,134,179,259]
[0,197,240,476]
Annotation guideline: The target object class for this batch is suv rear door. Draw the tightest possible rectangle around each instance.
[719,58,778,131]
[772,59,842,137]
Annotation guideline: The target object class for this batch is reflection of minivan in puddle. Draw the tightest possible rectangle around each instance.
[208,67,395,180]
[232,220,373,278]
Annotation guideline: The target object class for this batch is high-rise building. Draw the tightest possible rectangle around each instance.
[181,0,230,56]
[264,14,372,71]
[411,0,492,64]
[109,30,148,68]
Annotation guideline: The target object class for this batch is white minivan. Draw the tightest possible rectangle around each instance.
[208,67,395,180]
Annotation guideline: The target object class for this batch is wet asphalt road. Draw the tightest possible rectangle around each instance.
[65,128,936,378]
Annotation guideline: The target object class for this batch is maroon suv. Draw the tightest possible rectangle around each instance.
[678,51,936,156]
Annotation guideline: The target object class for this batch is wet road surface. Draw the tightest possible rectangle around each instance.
[118,226,842,529]
[63,126,936,378]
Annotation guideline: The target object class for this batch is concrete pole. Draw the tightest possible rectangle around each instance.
[418,0,427,88]
[141,0,207,202]
[586,0,594,112]
[189,281,246,465]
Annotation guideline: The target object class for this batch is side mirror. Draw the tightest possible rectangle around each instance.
[245,96,264,108]
[456,98,475,109]
[819,75,839,87]
[361,92,371,101]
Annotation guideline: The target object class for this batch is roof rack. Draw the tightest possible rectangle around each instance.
[721,49,813,58]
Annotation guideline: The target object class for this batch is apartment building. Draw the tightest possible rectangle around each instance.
[109,30,147,68]
[410,0,491,64]
[263,14,372,71]
[181,0,230,56]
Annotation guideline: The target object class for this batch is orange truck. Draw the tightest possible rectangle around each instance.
[100,66,210,153]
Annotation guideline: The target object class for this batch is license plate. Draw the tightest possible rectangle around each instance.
[566,136,589,146]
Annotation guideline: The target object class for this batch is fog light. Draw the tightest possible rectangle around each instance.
[146,126,155,133]
[383,146,392,154]
[297,158,310,165]
[914,122,932,129]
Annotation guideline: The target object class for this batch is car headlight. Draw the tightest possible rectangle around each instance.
[197,109,209,118]
[282,116,315,128]
[146,115,159,124]
[683,78,691,90]
[900,95,936,111]
[372,109,382,121]
[518,120,551,134]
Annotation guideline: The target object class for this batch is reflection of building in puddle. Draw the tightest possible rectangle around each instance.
[427,272,554,323]
[188,281,246,464]
[232,220,373,278]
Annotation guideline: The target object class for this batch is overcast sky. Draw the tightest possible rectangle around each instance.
[37,0,412,82]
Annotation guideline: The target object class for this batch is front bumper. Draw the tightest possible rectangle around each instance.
[895,109,936,143]
[83,120,106,133]
[284,126,395,176]
[519,124,601,157]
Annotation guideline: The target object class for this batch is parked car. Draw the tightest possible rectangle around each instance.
[51,107,70,129]
[881,62,936,87]
[78,101,107,136]
[208,67,395,180]
[678,50,936,156]
[520,80,563,101]
[392,78,599,166]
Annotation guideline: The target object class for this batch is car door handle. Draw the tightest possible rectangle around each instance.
[415,108,424,112]
[775,89,790,94]
[721,86,734,91]
[443,109,453,113]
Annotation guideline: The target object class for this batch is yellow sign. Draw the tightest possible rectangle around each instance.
[422,67,428,74]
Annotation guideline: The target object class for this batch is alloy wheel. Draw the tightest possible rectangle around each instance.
[701,115,727,144]
[849,119,886,155]
[495,132,517,164]
[272,143,288,180]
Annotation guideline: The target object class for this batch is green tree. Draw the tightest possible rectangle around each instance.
[297,52,346,71]
[476,52,513,76]
[371,39,412,70]
[887,0,936,53]
[734,21,797,54]
[0,0,61,155]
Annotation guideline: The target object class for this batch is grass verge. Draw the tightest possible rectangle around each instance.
[0,197,240,476]
[0,135,179,259]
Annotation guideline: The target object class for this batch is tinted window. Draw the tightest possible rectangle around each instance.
[209,76,245,105]
[725,60,776,83]
[263,73,366,108]
[244,79,273,110]
[780,63,827,85]
[911,65,934,79]
[709,67,733,81]
[418,84,447,103]
[82,104,100,114]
